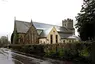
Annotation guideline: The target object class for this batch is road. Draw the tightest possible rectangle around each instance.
[0,48,66,64]
[0,48,88,64]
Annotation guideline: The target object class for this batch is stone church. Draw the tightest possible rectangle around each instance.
[12,18,79,44]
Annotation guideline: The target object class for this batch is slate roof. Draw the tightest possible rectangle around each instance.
[15,20,31,33]
[59,32,79,40]
[40,27,53,37]
[58,32,73,39]
[37,29,43,35]
[33,22,71,33]
[15,20,75,39]
[68,35,80,40]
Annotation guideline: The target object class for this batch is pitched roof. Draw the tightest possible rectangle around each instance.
[68,35,80,40]
[15,20,31,33]
[33,22,72,33]
[58,32,73,39]
[40,27,53,37]
[15,20,75,39]
[37,29,43,35]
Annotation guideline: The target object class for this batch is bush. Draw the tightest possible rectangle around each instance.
[10,42,91,62]
[10,44,45,56]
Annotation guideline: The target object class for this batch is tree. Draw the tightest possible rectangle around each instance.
[11,33,14,44]
[76,0,95,41]
[0,36,9,47]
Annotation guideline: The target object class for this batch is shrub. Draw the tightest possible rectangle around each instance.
[10,42,91,62]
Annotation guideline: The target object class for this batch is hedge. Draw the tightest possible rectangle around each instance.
[9,42,91,63]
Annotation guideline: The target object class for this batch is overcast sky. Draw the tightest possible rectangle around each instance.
[0,0,83,40]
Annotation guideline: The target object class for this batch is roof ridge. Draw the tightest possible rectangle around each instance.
[15,20,31,28]
[33,21,59,26]
[15,20,62,27]
[15,20,30,23]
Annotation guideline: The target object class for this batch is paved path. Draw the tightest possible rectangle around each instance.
[0,48,22,64]
[0,48,81,64]
[0,48,64,64]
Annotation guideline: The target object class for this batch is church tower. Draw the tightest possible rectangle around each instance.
[62,18,74,28]
[62,18,75,35]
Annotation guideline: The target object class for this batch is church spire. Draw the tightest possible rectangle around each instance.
[30,19,34,26]
[14,16,16,21]
[31,19,33,23]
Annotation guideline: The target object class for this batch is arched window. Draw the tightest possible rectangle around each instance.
[50,35,53,44]
[56,35,58,43]
[69,40,72,43]
[40,40,42,44]
[44,41,45,44]
[63,40,65,43]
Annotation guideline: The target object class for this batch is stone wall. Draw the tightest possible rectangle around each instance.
[25,24,39,44]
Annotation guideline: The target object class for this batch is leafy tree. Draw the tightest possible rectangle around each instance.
[0,36,10,47]
[11,33,14,44]
[76,0,95,41]
[14,31,19,44]
[12,30,19,44]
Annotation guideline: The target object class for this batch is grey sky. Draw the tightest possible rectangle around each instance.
[0,0,83,41]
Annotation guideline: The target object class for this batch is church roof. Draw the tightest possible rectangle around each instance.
[15,20,75,38]
[40,27,53,37]
[58,32,73,39]
[33,22,73,33]
[68,35,80,40]
[15,20,31,33]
